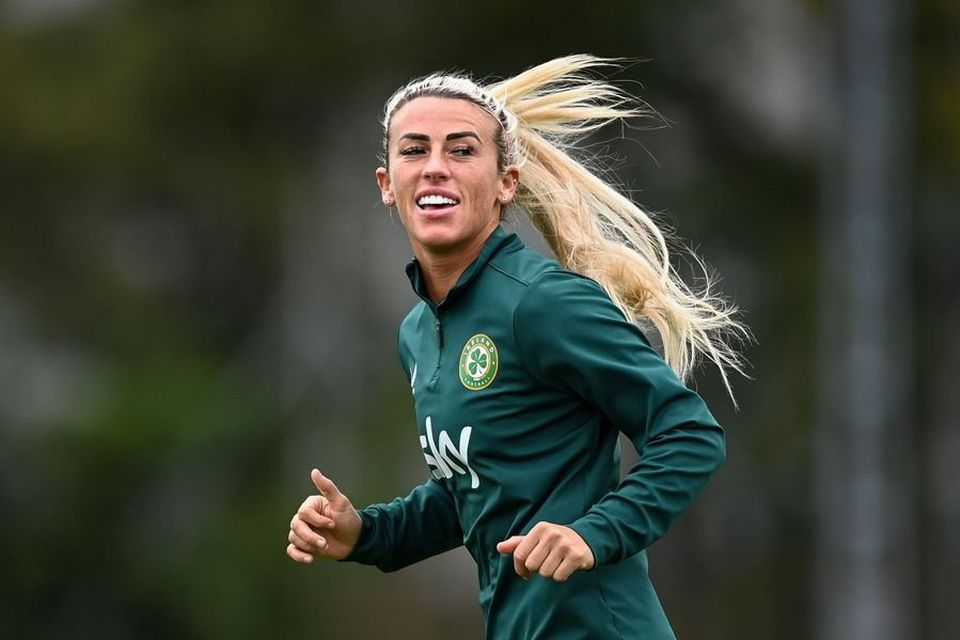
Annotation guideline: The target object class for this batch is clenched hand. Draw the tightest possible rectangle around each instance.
[287,469,362,563]
[496,522,595,582]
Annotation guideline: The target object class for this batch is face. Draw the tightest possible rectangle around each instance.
[376,97,518,260]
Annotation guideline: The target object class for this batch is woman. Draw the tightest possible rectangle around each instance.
[286,55,748,639]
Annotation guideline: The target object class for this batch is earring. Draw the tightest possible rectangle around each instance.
[384,198,394,206]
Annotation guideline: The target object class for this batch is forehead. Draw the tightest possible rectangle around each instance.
[388,96,500,140]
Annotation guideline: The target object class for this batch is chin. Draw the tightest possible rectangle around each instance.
[411,227,470,253]
[404,214,496,256]
[418,235,465,253]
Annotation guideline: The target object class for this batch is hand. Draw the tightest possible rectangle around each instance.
[286,468,362,564]
[496,522,595,582]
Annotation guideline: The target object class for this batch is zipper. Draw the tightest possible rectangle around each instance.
[429,308,444,387]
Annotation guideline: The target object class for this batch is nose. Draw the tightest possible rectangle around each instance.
[422,149,450,180]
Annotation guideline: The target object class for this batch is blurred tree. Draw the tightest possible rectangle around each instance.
[815,1,917,639]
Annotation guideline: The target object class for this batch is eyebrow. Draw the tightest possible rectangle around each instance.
[398,131,483,143]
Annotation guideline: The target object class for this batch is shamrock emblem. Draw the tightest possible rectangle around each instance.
[459,334,499,390]
[467,347,488,378]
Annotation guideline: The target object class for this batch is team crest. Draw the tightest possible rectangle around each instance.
[459,334,499,390]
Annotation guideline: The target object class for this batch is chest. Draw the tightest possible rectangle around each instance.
[402,305,591,494]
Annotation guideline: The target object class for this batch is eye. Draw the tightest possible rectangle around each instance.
[399,145,426,156]
[451,145,475,157]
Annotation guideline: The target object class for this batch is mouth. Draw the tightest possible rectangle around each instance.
[416,193,461,212]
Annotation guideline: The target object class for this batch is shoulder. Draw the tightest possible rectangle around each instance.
[516,268,626,328]
[513,268,656,368]
[485,242,563,288]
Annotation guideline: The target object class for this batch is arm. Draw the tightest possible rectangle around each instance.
[513,271,726,567]
[340,476,464,572]
[287,470,463,573]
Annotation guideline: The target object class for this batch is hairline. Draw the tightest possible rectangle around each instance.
[382,94,509,170]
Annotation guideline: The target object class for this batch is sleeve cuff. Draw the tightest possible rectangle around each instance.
[337,509,378,565]
[568,512,619,568]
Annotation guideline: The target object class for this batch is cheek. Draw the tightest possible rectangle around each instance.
[469,165,500,194]
[389,167,415,193]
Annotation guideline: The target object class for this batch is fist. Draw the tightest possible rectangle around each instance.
[286,469,362,563]
[496,522,595,582]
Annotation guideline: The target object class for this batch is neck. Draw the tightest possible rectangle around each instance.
[414,225,498,304]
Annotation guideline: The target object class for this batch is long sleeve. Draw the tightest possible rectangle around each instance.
[513,270,726,567]
[339,476,464,572]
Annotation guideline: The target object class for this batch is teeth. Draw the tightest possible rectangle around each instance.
[417,194,458,207]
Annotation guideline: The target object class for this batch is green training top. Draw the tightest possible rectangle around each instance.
[342,226,725,639]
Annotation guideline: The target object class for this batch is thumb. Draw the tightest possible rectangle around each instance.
[311,468,346,505]
[497,536,523,554]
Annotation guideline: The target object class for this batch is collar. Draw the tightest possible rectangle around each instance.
[405,225,522,308]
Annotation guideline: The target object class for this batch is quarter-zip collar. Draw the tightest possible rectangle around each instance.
[405,226,522,309]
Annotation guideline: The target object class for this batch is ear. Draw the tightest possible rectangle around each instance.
[498,166,520,205]
[376,167,394,206]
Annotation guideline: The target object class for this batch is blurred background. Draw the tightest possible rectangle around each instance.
[1,0,957,638]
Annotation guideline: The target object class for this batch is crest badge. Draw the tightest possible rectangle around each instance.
[458,334,499,391]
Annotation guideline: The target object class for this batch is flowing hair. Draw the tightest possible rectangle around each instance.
[382,55,751,406]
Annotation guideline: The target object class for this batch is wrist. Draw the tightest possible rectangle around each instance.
[338,508,371,563]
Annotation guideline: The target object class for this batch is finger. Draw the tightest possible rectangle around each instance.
[513,532,541,580]
[523,538,552,575]
[553,556,580,582]
[297,505,336,530]
[311,469,346,506]
[538,546,565,579]
[515,559,530,579]
[292,517,327,549]
[288,529,318,554]
[287,543,314,564]
[496,536,523,554]
[299,495,323,513]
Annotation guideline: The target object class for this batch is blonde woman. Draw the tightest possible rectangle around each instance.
[286,55,748,639]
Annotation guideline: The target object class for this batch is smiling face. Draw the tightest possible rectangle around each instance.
[377,97,518,261]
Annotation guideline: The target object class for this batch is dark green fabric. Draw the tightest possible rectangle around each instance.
[342,226,725,639]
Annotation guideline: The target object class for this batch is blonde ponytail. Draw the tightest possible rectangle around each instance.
[383,55,750,406]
